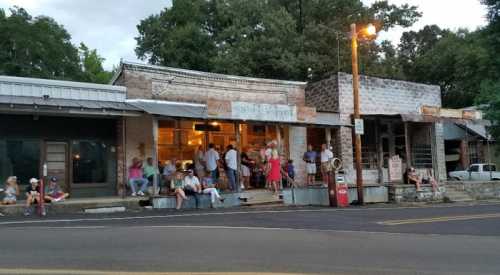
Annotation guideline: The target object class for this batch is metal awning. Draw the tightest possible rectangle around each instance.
[0,95,140,116]
[127,99,348,127]
[126,99,207,119]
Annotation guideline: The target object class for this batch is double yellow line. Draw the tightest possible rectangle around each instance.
[378,213,500,226]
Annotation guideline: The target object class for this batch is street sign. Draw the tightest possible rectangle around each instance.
[354,119,364,135]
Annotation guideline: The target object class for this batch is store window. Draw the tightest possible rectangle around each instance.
[0,139,40,185]
[72,141,109,183]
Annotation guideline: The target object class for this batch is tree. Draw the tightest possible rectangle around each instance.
[0,7,112,84]
[135,0,421,81]
[79,43,114,84]
[478,0,500,143]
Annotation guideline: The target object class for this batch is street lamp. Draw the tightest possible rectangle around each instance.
[350,23,377,205]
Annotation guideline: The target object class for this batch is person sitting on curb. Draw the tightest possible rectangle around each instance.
[184,169,201,208]
[406,167,422,191]
[24,178,44,216]
[171,162,188,210]
[44,177,69,203]
[201,176,224,208]
[129,157,149,197]
[2,176,19,205]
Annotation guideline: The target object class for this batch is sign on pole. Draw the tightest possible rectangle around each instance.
[354,119,364,135]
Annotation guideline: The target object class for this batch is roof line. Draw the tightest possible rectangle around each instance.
[120,60,308,86]
[0,75,126,92]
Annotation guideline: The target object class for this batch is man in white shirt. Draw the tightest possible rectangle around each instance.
[204,143,220,184]
[184,170,202,208]
[224,144,238,192]
[320,144,334,185]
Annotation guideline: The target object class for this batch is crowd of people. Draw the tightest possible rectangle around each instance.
[0,176,69,216]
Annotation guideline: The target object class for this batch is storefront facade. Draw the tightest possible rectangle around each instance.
[306,72,449,184]
[113,62,345,191]
[0,76,138,198]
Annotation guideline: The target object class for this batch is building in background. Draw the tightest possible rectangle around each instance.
[0,75,139,198]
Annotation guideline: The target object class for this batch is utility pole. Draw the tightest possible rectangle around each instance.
[351,23,364,204]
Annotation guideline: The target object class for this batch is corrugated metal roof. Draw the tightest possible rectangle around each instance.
[0,95,138,111]
[126,99,207,119]
[0,75,127,102]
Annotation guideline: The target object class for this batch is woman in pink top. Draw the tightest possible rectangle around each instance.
[267,150,281,195]
[129,157,148,196]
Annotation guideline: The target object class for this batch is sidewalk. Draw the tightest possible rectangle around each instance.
[0,197,144,216]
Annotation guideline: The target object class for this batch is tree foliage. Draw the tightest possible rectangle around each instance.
[0,7,112,84]
[135,0,421,80]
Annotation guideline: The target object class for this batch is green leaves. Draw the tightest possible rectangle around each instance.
[0,7,112,84]
[135,0,421,80]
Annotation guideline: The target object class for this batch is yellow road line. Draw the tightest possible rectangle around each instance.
[378,213,500,226]
[0,270,306,275]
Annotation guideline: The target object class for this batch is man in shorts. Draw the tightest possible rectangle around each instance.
[24,178,42,216]
[303,144,317,185]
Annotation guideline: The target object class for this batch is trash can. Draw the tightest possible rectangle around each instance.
[335,183,349,208]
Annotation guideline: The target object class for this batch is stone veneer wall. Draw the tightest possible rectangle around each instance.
[314,73,445,184]
[305,75,339,112]
[289,126,307,186]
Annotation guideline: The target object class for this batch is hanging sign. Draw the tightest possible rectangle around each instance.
[354,119,364,135]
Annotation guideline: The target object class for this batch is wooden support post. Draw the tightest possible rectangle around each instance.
[404,122,411,168]
[152,117,159,196]
[375,119,383,184]
[236,122,242,192]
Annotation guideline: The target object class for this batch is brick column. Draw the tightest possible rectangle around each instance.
[433,122,447,181]
[116,117,126,197]
[289,126,307,186]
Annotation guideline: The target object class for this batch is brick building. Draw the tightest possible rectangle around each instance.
[112,61,345,194]
[307,72,447,185]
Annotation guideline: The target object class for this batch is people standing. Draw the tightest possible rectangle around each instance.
[194,146,206,179]
[163,158,177,183]
[205,143,220,185]
[267,150,281,195]
[285,160,295,188]
[303,144,318,185]
[320,144,334,185]
[225,144,238,192]
[128,157,148,197]
[2,176,19,205]
[241,148,254,190]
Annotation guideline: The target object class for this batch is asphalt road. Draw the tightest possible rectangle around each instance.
[1,203,500,274]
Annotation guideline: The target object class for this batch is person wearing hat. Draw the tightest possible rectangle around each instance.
[24,178,42,216]
[44,177,69,203]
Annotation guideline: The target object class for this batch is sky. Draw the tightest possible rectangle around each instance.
[0,0,489,70]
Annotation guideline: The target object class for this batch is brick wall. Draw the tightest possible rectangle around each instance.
[116,118,125,196]
[434,122,447,181]
[125,114,154,172]
[337,72,441,115]
[305,75,339,112]
[121,63,307,106]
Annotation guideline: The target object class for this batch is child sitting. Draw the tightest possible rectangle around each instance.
[44,177,69,203]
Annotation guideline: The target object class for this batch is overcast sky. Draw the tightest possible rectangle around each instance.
[0,0,488,70]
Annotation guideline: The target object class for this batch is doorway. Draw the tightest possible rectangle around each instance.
[44,141,69,192]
